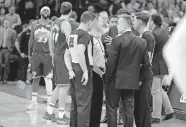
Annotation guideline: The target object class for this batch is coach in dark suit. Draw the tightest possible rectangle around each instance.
[105,15,152,127]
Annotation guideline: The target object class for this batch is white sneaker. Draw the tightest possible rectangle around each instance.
[27,102,38,110]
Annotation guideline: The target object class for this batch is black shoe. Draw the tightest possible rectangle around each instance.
[43,112,56,122]
[152,118,160,124]
[101,116,107,123]
[2,81,7,84]
[117,118,123,125]
[163,113,175,121]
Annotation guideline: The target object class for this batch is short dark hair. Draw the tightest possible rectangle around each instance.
[119,15,133,28]
[60,2,72,15]
[109,15,118,21]
[9,5,15,10]
[135,12,150,25]
[117,9,131,16]
[69,11,78,20]
[80,11,96,23]
[151,14,162,27]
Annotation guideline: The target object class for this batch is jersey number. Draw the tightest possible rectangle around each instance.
[38,37,48,43]
[52,32,59,44]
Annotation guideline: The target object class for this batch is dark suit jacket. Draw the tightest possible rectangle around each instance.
[105,31,152,90]
[152,26,169,75]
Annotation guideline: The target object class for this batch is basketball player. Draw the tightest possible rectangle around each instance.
[43,2,72,124]
[27,6,53,110]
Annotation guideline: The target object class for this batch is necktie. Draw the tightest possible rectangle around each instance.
[2,29,7,48]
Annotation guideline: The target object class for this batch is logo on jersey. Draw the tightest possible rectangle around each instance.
[34,27,51,43]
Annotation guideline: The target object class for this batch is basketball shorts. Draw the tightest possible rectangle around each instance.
[31,52,53,78]
[53,54,69,85]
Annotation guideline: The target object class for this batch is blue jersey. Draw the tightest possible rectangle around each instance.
[33,20,52,53]
[51,18,67,55]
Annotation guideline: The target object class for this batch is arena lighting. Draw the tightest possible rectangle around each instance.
[163,16,186,103]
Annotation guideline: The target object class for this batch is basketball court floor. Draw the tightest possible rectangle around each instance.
[0,82,186,127]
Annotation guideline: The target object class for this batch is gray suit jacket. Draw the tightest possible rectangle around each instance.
[0,28,17,50]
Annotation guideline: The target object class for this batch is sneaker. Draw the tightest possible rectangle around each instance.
[151,118,160,124]
[56,115,70,125]
[163,113,175,121]
[27,102,38,110]
[43,112,56,122]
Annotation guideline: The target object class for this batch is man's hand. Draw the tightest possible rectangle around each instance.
[20,53,25,58]
[81,71,89,86]
[69,70,75,79]
[28,56,32,63]
[162,75,172,86]
[11,24,16,29]
[104,36,113,45]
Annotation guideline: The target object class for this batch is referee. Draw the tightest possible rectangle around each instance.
[64,11,96,127]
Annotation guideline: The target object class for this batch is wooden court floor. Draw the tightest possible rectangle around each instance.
[0,83,186,127]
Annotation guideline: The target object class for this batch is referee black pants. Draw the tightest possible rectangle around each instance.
[89,71,103,127]
[70,64,93,127]
[134,79,153,127]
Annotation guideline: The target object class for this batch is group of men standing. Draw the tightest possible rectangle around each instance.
[26,1,172,127]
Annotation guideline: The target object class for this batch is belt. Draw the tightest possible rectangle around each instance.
[72,63,93,71]
[33,51,50,53]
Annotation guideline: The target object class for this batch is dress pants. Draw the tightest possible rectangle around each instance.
[151,76,174,119]
[89,71,103,127]
[134,79,153,127]
[17,57,29,81]
[0,49,10,81]
[106,78,135,127]
[70,64,93,127]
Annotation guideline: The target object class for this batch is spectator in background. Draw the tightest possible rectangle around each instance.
[4,6,21,29]
[88,5,96,13]
[0,20,17,84]
[127,0,141,12]
[69,11,79,31]
[15,20,34,83]
[0,8,5,24]
[22,0,36,24]
[15,0,24,15]
[147,1,157,15]
[4,0,14,9]
[97,0,110,12]
[109,0,126,15]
